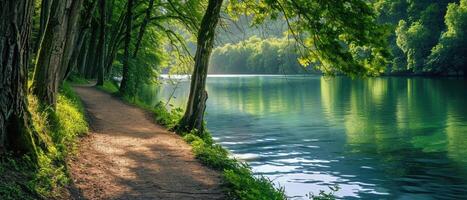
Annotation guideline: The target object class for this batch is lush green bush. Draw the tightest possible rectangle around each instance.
[0,82,88,199]
[153,101,183,129]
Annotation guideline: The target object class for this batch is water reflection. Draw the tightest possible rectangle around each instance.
[138,75,467,199]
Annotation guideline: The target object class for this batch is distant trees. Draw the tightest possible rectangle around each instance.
[374,0,466,75]
[427,0,467,74]
[209,36,314,74]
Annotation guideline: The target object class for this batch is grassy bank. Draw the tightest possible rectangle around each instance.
[97,81,287,200]
[0,82,88,199]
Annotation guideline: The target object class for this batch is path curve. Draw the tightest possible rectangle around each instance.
[68,86,225,200]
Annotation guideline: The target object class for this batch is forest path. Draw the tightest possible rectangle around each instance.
[67,85,225,200]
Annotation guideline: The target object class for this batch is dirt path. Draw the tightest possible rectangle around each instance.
[67,86,225,200]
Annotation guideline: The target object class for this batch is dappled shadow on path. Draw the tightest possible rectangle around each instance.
[68,86,224,200]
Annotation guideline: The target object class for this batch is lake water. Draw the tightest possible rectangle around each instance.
[138,75,467,199]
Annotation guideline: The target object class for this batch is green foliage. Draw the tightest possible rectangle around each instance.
[374,0,461,74]
[182,130,287,200]
[184,133,237,170]
[107,0,203,96]
[427,0,467,74]
[395,3,448,73]
[228,0,389,77]
[96,80,120,94]
[153,101,183,129]
[210,36,315,74]
[223,167,286,200]
[1,82,88,199]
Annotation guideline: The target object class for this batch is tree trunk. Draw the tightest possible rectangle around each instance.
[31,0,69,107]
[96,0,106,86]
[65,0,98,80]
[105,12,127,76]
[78,36,89,76]
[59,0,85,82]
[85,20,99,78]
[177,0,223,133]
[133,0,155,58]
[0,0,39,157]
[37,0,52,50]
[119,0,134,95]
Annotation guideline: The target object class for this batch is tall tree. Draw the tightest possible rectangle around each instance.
[0,0,38,156]
[119,0,134,95]
[96,0,107,86]
[85,19,100,78]
[38,0,52,49]
[177,0,224,133]
[31,0,69,107]
[65,0,98,79]
[59,0,86,82]
[133,0,155,58]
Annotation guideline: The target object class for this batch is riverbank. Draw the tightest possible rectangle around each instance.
[68,85,225,199]
[98,81,288,200]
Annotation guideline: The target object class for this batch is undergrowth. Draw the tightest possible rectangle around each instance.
[96,80,119,94]
[67,75,90,84]
[0,82,88,199]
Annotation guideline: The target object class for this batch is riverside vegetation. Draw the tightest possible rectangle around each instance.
[98,81,288,200]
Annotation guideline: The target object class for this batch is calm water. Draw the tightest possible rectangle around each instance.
[138,75,467,199]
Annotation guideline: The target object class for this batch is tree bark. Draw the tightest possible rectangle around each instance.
[37,0,52,50]
[0,0,39,157]
[85,19,99,78]
[119,0,134,95]
[65,0,98,80]
[59,0,85,82]
[96,0,106,86]
[177,0,223,133]
[78,35,89,75]
[105,11,127,76]
[31,0,69,107]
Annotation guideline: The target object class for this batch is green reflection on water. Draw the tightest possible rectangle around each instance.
[138,75,467,199]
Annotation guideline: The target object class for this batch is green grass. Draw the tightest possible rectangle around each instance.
[67,75,90,84]
[182,132,287,200]
[96,80,119,94]
[0,82,88,199]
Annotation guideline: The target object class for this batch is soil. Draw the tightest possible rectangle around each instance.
[67,86,225,200]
